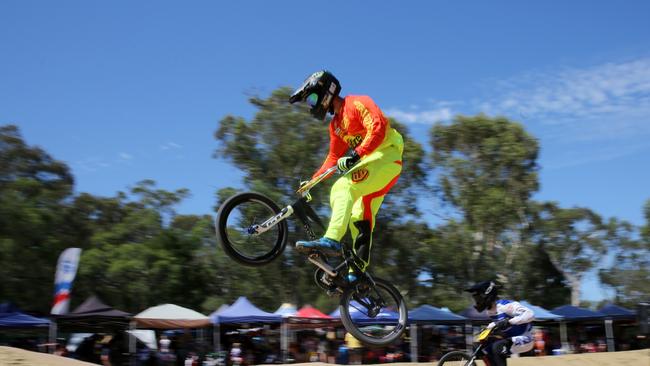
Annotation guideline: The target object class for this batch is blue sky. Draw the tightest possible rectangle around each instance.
[2,1,649,302]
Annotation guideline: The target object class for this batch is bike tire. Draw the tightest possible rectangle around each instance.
[216,192,288,266]
[339,277,408,347]
[437,351,475,366]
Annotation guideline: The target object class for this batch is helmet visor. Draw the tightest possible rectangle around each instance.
[306,93,319,107]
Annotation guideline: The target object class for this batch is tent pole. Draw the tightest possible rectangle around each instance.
[216,323,221,353]
[604,318,615,352]
[465,321,473,353]
[560,321,569,352]
[409,324,418,362]
[281,321,287,363]
[48,320,57,354]
[129,321,136,366]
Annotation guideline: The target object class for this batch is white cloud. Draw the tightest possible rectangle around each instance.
[160,142,183,150]
[485,58,650,128]
[386,57,650,168]
[385,107,453,125]
[119,152,133,160]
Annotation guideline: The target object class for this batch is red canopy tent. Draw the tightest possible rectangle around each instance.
[287,305,339,328]
[295,305,332,319]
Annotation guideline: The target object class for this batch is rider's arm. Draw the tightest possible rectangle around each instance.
[351,97,388,157]
[501,301,535,325]
[312,125,348,179]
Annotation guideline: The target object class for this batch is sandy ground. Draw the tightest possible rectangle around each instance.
[0,346,96,366]
[0,347,647,365]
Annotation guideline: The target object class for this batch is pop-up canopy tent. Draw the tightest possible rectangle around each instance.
[599,304,636,320]
[329,301,400,324]
[407,305,468,362]
[459,306,491,322]
[288,305,338,327]
[134,304,210,329]
[210,297,282,356]
[55,296,131,330]
[551,305,605,322]
[519,301,563,321]
[551,305,608,352]
[408,305,467,324]
[274,303,297,318]
[0,303,50,328]
[212,297,282,324]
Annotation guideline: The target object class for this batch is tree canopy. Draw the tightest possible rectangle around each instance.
[1,88,647,313]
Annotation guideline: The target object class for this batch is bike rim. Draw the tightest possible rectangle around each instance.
[342,280,407,344]
[222,198,282,261]
[440,353,473,366]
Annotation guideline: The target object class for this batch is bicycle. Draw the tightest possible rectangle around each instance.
[437,326,503,366]
[215,165,408,346]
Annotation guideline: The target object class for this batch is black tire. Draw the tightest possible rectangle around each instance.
[216,192,288,266]
[339,277,408,347]
[437,351,475,366]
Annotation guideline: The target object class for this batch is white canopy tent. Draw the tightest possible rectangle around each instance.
[134,304,211,329]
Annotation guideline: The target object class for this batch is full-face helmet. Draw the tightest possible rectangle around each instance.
[465,280,501,312]
[289,70,341,120]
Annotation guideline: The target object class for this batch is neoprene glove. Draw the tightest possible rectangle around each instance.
[337,151,360,172]
[493,318,511,331]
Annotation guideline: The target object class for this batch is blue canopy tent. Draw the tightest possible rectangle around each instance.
[599,304,637,352]
[551,305,608,352]
[598,304,636,320]
[519,301,563,321]
[551,305,605,322]
[409,305,467,324]
[211,297,281,324]
[211,297,282,356]
[329,301,400,324]
[0,303,51,328]
[407,305,468,361]
[459,306,491,322]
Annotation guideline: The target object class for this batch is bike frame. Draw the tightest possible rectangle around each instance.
[247,165,375,289]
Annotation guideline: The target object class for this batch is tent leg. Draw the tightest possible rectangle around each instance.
[129,321,136,366]
[48,321,57,354]
[216,323,221,353]
[281,322,287,363]
[410,324,418,362]
[465,321,473,353]
[605,318,615,352]
[560,321,569,352]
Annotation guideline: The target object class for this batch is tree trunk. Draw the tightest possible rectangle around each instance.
[546,254,582,306]
[567,273,582,306]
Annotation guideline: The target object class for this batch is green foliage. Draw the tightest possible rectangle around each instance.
[430,115,539,247]
[1,90,648,316]
[599,216,650,308]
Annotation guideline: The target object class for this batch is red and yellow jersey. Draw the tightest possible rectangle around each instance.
[313,95,403,178]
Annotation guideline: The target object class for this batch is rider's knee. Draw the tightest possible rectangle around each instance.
[491,338,512,356]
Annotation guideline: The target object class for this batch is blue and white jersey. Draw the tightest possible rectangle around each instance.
[488,299,534,338]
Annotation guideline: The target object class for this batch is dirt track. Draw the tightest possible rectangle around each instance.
[1,346,648,365]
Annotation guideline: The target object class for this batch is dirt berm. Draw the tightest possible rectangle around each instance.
[1,346,647,366]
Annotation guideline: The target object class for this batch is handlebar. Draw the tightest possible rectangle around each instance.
[296,166,339,198]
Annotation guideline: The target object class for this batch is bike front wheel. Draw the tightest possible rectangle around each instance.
[339,277,408,347]
[437,351,475,366]
[216,192,288,266]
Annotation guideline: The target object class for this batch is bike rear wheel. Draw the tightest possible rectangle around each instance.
[339,277,407,347]
[216,192,288,266]
[437,351,475,366]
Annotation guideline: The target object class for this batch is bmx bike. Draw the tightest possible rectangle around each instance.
[437,326,503,366]
[215,165,408,346]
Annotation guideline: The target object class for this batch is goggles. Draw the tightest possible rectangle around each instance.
[306,93,319,107]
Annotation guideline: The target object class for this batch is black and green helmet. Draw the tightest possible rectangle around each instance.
[289,70,341,120]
